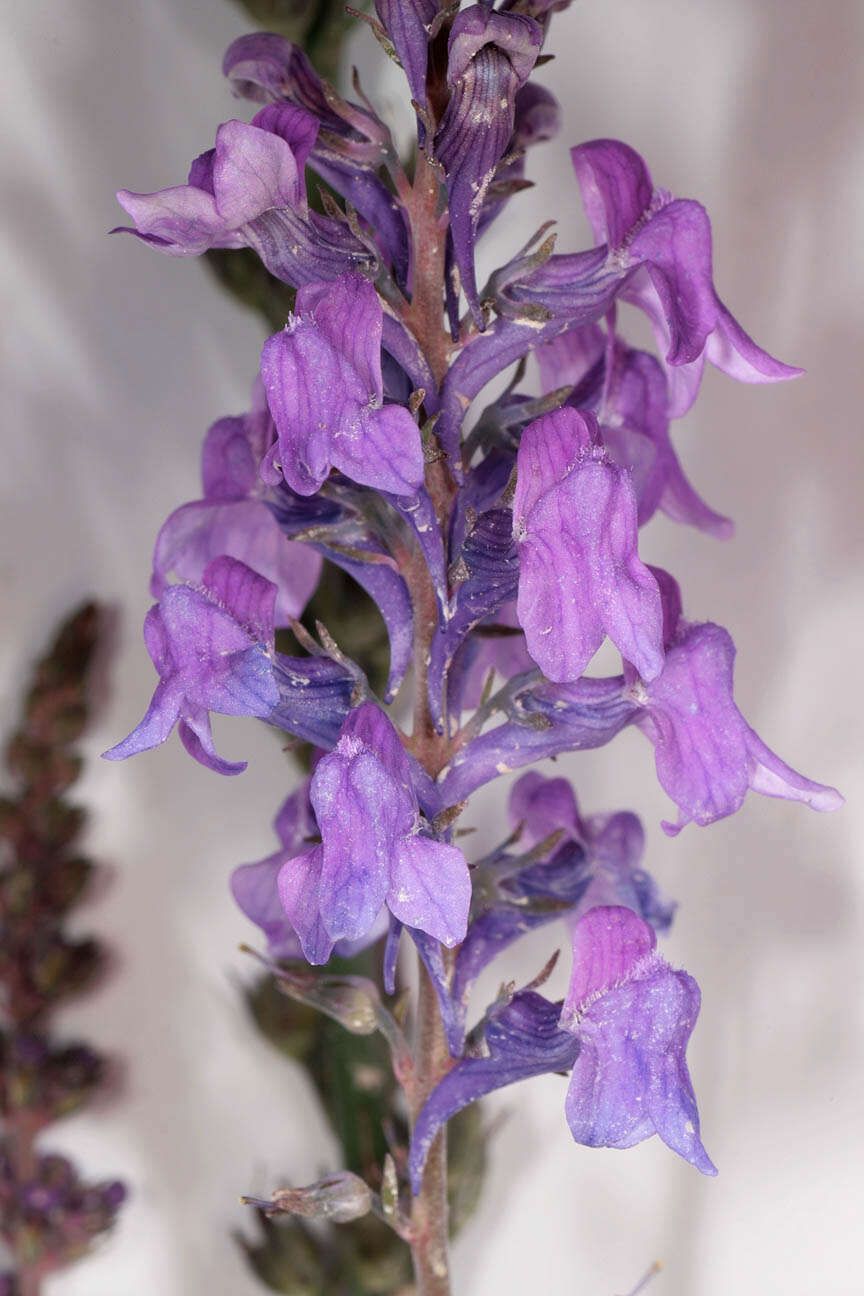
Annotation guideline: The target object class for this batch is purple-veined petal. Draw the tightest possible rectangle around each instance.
[630,620,843,833]
[571,138,802,414]
[561,904,656,1022]
[508,770,581,842]
[561,907,714,1174]
[435,5,542,325]
[388,836,471,947]
[570,138,654,249]
[268,654,355,751]
[102,679,181,762]
[261,275,424,497]
[200,555,277,646]
[514,409,664,682]
[278,845,335,965]
[440,672,639,803]
[201,415,262,500]
[246,206,377,288]
[375,0,438,106]
[114,184,225,255]
[152,499,321,626]
[232,851,303,959]
[210,118,303,227]
[251,102,319,178]
[295,275,383,394]
[311,725,415,941]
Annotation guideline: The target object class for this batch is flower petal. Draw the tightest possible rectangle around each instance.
[388,836,471,947]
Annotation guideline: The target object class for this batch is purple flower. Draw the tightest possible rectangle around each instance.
[231,778,317,958]
[116,103,318,256]
[277,703,470,963]
[435,4,542,326]
[627,615,844,834]
[538,324,733,538]
[260,273,425,497]
[508,771,676,930]
[410,990,580,1190]
[560,906,715,1174]
[374,0,438,109]
[478,83,561,237]
[440,672,639,805]
[103,557,279,775]
[231,774,386,959]
[152,385,321,626]
[223,33,410,284]
[513,407,664,682]
[410,906,712,1189]
[571,139,802,415]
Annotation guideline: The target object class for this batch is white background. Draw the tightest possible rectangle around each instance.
[2,1,863,1292]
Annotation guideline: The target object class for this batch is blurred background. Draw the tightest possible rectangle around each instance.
[2,0,863,1291]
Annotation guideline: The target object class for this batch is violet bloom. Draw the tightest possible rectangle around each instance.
[560,906,716,1174]
[508,771,676,930]
[513,407,664,682]
[627,616,843,834]
[152,383,321,625]
[116,103,318,256]
[537,324,733,538]
[571,139,802,415]
[103,557,279,775]
[277,703,470,963]
[374,0,438,110]
[410,906,713,1190]
[231,775,386,959]
[260,273,425,497]
[435,4,542,325]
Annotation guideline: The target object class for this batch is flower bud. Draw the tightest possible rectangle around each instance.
[250,1171,373,1224]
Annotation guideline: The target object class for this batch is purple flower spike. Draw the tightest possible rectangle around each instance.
[261,273,425,497]
[103,557,279,775]
[571,139,803,415]
[628,619,844,834]
[561,906,716,1175]
[116,104,316,256]
[513,407,664,682]
[277,704,470,963]
[435,5,542,326]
